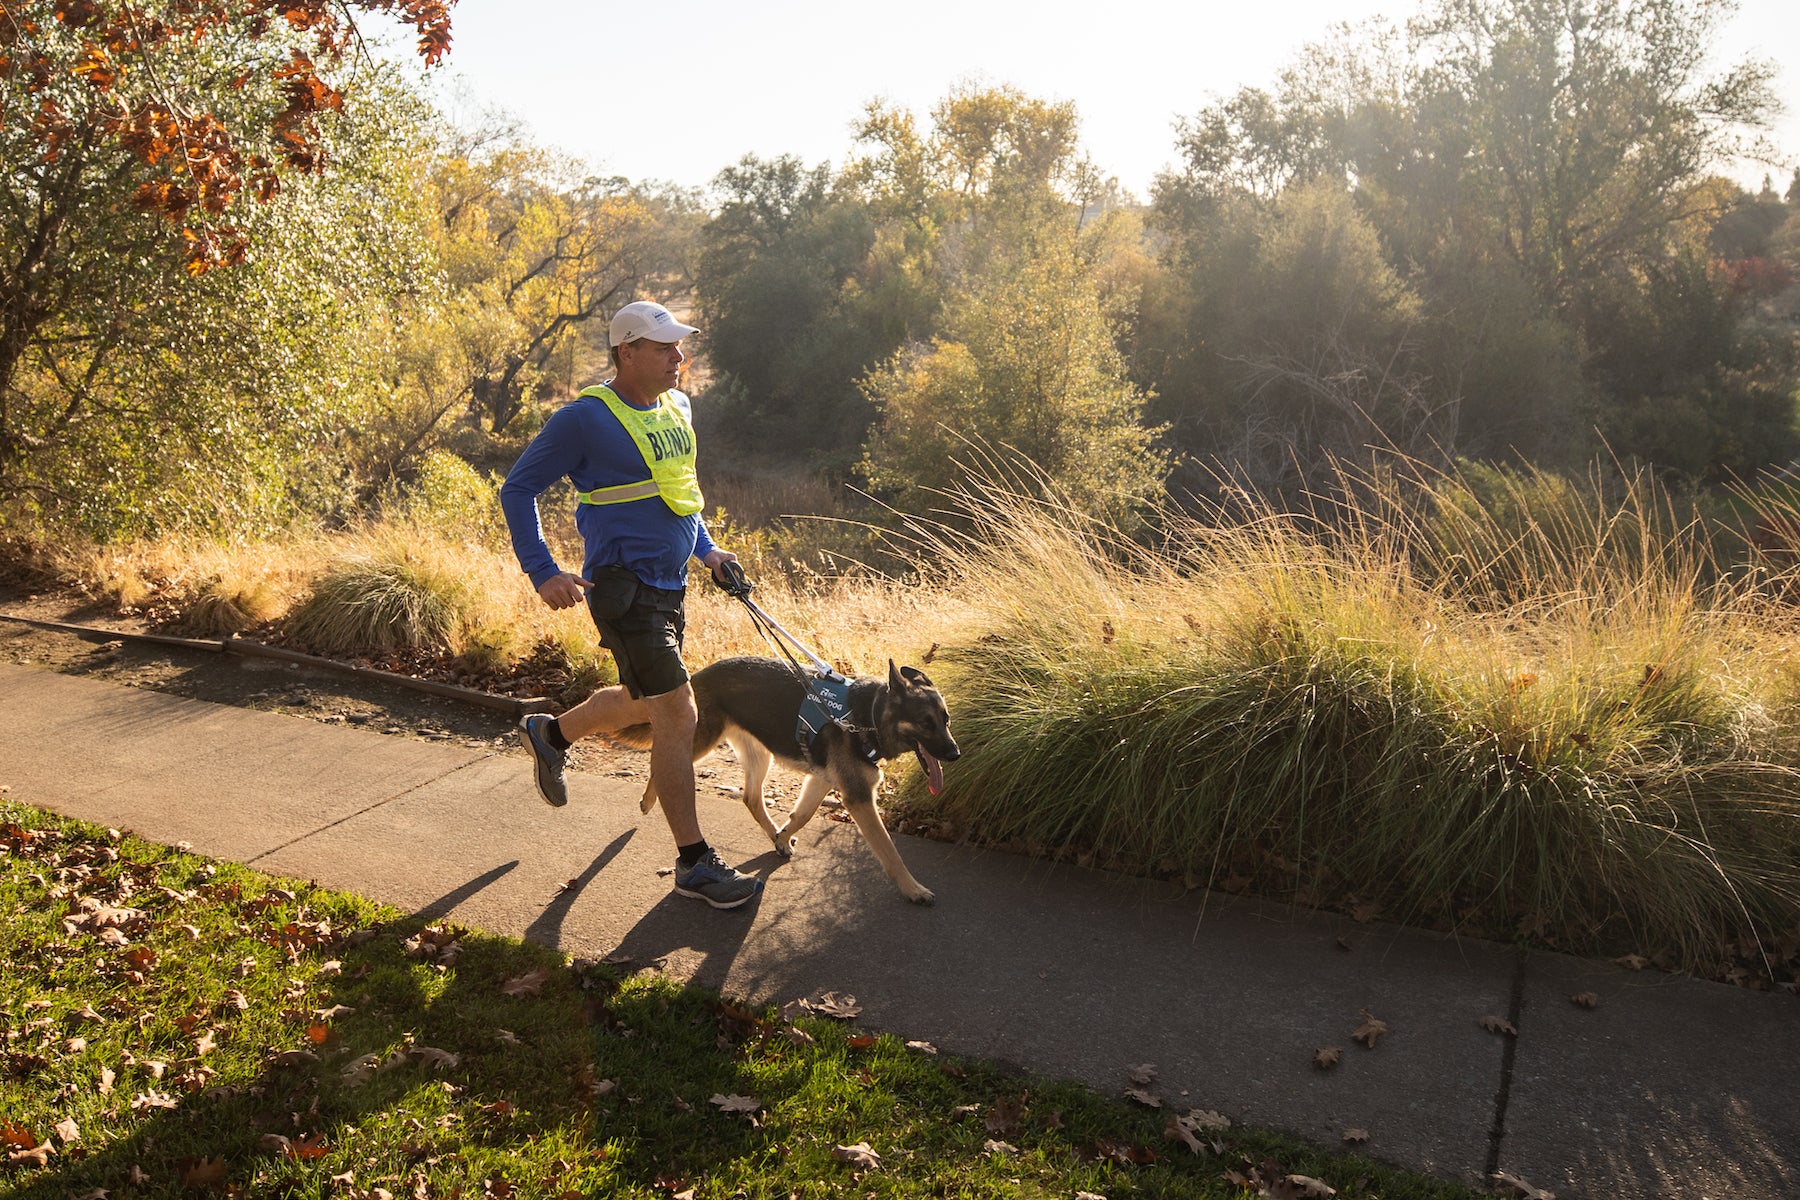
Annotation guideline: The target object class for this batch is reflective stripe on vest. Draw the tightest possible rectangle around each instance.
[573,385,704,516]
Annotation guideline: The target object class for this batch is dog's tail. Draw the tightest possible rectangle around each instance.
[608,723,654,751]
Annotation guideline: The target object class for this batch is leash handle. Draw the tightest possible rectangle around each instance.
[714,560,753,598]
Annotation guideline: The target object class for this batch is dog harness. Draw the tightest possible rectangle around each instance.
[796,670,881,764]
[572,385,704,515]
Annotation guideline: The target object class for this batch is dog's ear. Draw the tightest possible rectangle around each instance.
[892,661,932,690]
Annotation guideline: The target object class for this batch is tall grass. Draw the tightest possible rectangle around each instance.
[890,461,1800,972]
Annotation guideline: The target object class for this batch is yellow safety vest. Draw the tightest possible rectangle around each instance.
[573,385,704,516]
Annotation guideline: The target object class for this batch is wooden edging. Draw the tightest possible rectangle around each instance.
[0,612,552,718]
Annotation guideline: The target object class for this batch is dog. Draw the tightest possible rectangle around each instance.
[617,656,960,903]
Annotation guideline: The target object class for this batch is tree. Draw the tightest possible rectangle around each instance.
[0,0,452,515]
[1147,0,1790,482]
[427,116,665,435]
[694,154,890,457]
[860,215,1165,526]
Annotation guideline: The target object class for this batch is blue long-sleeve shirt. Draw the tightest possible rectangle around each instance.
[500,388,719,592]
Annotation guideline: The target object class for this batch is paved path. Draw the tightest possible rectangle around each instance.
[2,661,1795,1198]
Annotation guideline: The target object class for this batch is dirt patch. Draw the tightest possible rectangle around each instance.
[0,583,819,810]
[0,584,645,778]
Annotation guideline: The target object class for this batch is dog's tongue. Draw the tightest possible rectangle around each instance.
[915,746,944,795]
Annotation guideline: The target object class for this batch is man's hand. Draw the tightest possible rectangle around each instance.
[536,572,593,610]
[702,548,739,586]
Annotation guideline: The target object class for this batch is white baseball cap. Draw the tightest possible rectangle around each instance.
[609,300,699,347]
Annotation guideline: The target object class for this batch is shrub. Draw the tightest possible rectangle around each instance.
[895,463,1800,973]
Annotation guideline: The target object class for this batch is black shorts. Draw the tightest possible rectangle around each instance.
[585,566,689,700]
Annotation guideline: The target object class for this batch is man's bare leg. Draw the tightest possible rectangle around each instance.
[643,684,702,845]
[554,684,648,742]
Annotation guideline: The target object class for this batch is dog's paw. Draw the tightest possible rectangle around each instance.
[771,828,796,858]
[638,791,657,814]
[902,883,936,905]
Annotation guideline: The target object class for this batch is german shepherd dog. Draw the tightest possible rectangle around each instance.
[621,656,960,903]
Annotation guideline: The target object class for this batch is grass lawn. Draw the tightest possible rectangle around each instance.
[0,799,1483,1199]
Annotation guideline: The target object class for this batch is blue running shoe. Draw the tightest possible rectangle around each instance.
[519,713,568,807]
[673,849,763,909]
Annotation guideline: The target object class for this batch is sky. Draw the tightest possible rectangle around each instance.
[419,0,1800,201]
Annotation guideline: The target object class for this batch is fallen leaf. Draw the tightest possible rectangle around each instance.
[1164,1114,1205,1154]
[781,1026,815,1047]
[500,969,550,998]
[1613,954,1650,971]
[53,1117,78,1145]
[98,1066,115,1094]
[180,1156,227,1188]
[831,1141,881,1170]
[1481,1015,1519,1037]
[981,1139,1017,1156]
[1491,1170,1557,1199]
[709,1093,760,1115]
[1352,1009,1388,1049]
[1128,1062,1158,1086]
[288,1133,329,1160]
[905,1039,937,1054]
[812,991,861,1019]
[986,1093,1025,1134]
[129,1089,178,1112]
[1314,1046,1342,1070]
[340,1054,381,1086]
[270,1049,318,1068]
[2,1122,37,1149]
[6,1141,52,1168]
[1571,992,1600,1009]
[1075,1194,1107,1200]
[194,1031,216,1056]
[1342,1127,1370,1145]
[258,1134,292,1154]
[313,1004,354,1021]
[1123,1087,1162,1108]
[950,1104,981,1118]
[846,1032,877,1049]
[1276,1174,1337,1198]
[1184,1109,1230,1132]
[410,1046,460,1071]
[222,989,249,1011]
[316,959,343,977]
[493,1028,522,1046]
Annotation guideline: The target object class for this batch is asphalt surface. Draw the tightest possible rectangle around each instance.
[2,659,1796,1199]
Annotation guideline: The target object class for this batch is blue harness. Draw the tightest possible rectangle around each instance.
[796,671,881,764]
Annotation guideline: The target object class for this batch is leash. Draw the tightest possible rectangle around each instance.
[715,562,834,675]
[713,563,879,753]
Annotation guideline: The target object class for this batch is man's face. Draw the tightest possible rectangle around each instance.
[618,337,685,394]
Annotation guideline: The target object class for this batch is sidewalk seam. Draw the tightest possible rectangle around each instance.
[1483,946,1529,1177]
[245,753,494,866]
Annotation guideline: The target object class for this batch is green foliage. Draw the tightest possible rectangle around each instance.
[1147,0,1797,486]
[1144,179,1446,497]
[424,118,672,436]
[894,468,1800,974]
[1,61,440,539]
[860,212,1165,525]
[696,155,897,458]
[386,450,508,551]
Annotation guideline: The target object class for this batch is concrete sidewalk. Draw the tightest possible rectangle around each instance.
[2,660,1794,1198]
